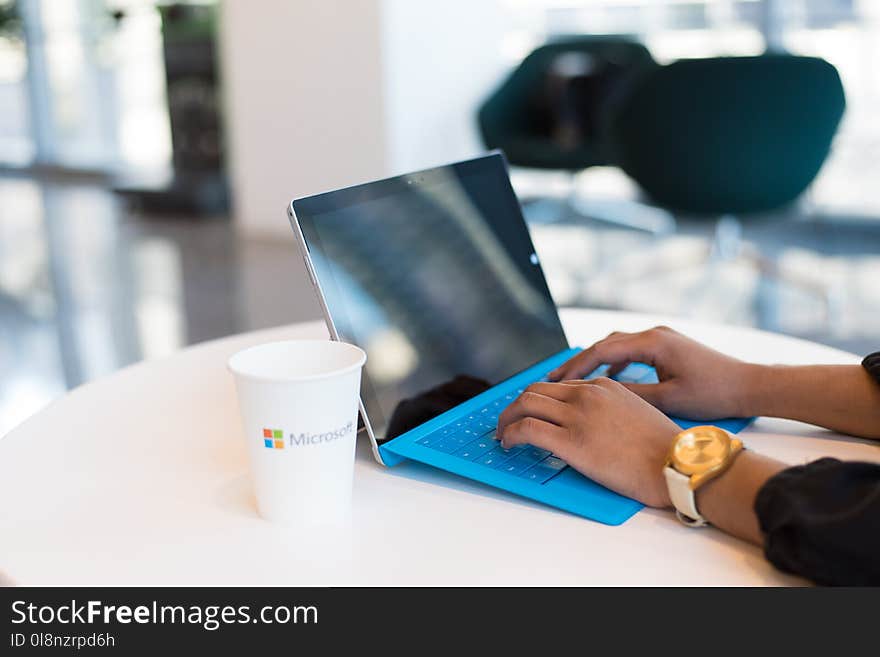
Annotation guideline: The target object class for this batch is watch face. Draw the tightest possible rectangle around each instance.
[670,426,731,476]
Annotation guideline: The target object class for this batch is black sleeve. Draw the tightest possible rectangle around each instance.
[755,458,880,585]
[863,351,880,385]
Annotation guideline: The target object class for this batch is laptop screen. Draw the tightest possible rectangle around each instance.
[292,153,568,443]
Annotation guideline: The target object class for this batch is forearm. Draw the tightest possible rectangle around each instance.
[694,451,788,545]
[740,364,880,440]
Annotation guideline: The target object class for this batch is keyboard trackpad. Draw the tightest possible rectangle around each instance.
[543,465,620,498]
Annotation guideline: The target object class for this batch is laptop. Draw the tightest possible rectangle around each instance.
[287,152,750,525]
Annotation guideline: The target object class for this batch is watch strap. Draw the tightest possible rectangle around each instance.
[664,467,707,527]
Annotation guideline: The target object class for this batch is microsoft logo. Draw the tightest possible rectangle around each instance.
[260,421,354,450]
[263,428,284,449]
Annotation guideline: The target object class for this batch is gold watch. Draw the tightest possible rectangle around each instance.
[663,426,744,527]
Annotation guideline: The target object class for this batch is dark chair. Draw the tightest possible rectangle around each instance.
[477,36,669,232]
[611,55,846,214]
[479,36,657,170]
[608,54,846,319]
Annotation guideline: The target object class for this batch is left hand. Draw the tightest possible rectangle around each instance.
[497,378,680,507]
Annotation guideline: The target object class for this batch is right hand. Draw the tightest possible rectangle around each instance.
[548,326,757,419]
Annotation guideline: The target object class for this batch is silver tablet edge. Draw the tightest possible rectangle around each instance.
[286,202,388,467]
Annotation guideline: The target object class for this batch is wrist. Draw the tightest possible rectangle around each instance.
[694,451,788,544]
[735,363,776,417]
[649,428,679,508]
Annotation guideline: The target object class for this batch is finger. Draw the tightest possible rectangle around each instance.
[548,333,621,381]
[520,382,579,401]
[497,391,572,437]
[549,333,657,381]
[500,417,569,453]
[548,332,635,381]
[547,345,604,381]
[607,361,631,377]
[619,382,672,410]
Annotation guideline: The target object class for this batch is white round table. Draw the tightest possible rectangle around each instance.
[2,309,876,586]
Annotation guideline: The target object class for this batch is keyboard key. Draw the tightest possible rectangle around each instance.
[419,428,476,452]
[446,432,476,447]
[495,443,526,458]
[636,368,659,384]
[453,435,497,460]
[473,420,496,433]
[518,468,543,483]
[493,446,543,474]
[416,433,444,448]
[517,455,567,484]
[494,457,535,476]
[430,435,463,454]
[614,362,655,384]
[521,446,551,461]
[475,446,513,468]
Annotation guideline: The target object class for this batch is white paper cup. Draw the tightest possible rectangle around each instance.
[228,339,366,525]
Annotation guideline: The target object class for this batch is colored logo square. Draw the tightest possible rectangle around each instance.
[264,439,273,448]
[273,429,283,439]
[263,428,272,438]
[274,439,284,449]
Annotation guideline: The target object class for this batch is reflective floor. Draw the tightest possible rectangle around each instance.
[0,173,322,436]
[2,171,880,437]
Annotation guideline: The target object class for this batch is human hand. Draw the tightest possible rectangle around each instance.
[497,378,680,507]
[548,326,755,419]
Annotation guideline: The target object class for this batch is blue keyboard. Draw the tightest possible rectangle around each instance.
[414,362,659,485]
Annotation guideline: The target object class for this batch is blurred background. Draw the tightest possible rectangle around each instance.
[2,0,879,436]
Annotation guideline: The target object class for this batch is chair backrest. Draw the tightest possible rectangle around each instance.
[611,55,846,215]
[478,36,656,169]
